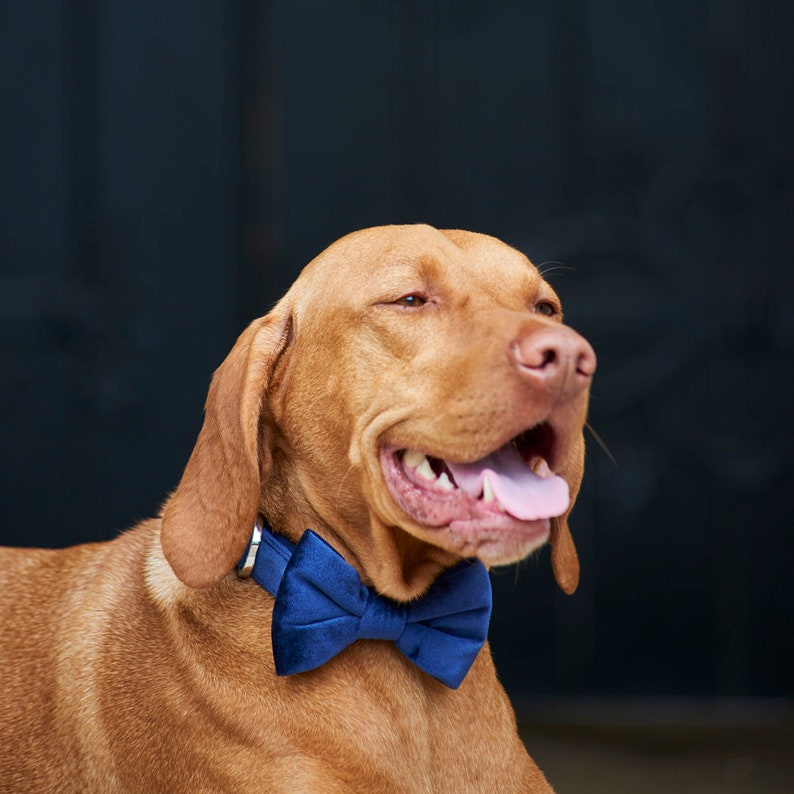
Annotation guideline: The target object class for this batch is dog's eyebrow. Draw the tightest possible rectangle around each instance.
[376,252,442,278]
[364,257,441,297]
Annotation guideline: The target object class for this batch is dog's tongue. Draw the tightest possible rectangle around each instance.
[446,444,569,521]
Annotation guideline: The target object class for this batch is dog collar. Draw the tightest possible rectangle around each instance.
[237,517,493,689]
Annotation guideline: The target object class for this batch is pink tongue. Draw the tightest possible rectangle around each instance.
[446,444,569,521]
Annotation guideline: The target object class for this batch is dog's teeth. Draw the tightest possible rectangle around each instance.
[481,475,506,510]
[437,472,454,491]
[415,457,437,481]
[402,449,441,483]
[482,475,495,503]
[535,458,552,478]
[403,450,426,470]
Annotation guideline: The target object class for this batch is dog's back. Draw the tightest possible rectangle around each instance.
[1,531,148,789]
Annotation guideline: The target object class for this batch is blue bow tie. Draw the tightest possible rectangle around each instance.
[237,519,492,689]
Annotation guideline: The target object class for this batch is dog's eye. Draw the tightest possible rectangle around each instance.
[533,301,556,317]
[393,294,427,307]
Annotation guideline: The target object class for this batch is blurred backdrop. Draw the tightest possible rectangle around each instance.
[1,2,792,786]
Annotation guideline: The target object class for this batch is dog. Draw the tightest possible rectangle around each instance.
[0,224,595,792]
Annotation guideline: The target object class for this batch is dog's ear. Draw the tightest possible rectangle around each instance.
[549,436,584,594]
[160,310,292,588]
[550,514,579,594]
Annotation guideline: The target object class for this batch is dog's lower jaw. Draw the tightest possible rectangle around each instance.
[377,446,559,569]
[444,516,551,566]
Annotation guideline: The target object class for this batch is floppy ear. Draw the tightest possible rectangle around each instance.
[160,310,292,588]
[549,435,584,595]
[550,514,579,595]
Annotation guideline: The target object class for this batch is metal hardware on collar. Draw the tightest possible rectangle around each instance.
[236,515,264,578]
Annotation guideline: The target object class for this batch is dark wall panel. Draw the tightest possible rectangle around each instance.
[1,2,240,546]
[1,0,791,701]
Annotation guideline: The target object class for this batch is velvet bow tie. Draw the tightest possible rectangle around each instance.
[237,519,492,689]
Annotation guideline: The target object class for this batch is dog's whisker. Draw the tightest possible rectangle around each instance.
[585,422,616,466]
[334,463,357,509]
[512,562,522,590]
[537,260,575,279]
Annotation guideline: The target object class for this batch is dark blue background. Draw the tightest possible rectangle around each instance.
[1,1,792,703]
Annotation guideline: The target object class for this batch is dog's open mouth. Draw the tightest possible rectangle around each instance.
[380,422,569,533]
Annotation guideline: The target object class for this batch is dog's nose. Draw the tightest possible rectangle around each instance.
[511,325,596,399]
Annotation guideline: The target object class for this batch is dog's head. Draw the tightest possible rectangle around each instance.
[161,225,595,600]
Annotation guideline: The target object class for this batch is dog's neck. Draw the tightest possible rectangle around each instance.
[235,516,493,689]
[258,496,460,601]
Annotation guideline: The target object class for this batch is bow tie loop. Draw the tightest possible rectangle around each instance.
[359,594,408,641]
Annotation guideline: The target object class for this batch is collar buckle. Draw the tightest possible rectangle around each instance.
[236,515,264,578]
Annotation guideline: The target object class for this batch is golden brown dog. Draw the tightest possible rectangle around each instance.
[0,224,595,792]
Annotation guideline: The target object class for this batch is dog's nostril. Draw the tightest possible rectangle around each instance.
[574,343,597,378]
[514,338,560,370]
[524,347,559,371]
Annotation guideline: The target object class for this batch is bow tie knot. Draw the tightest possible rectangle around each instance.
[239,521,493,689]
[359,595,408,642]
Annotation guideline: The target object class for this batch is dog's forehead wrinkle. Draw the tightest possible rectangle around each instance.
[364,257,440,299]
